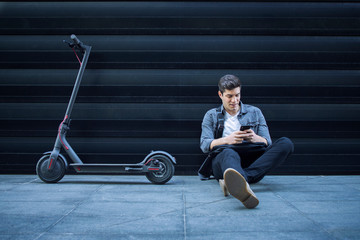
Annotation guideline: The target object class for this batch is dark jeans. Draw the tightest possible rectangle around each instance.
[212,137,294,184]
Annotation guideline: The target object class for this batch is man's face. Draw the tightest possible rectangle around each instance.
[218,87,241,114]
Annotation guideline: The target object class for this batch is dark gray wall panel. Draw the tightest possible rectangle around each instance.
[0,1,359,175]
[1,2,360,35]
[1,36,360,69]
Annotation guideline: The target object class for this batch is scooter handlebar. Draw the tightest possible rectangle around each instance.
[70,34,84,49]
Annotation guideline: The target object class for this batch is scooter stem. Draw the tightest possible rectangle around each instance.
[47,36,92,170]
[64,44,92,122]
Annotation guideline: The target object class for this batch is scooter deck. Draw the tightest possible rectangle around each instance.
[70,163,151,173]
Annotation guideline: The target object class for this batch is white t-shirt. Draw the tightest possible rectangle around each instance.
[222,111,241,137]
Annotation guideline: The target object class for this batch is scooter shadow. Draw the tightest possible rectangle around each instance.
[57,180,154,185]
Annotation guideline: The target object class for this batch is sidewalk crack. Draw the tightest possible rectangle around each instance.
[32,184,104,240]
[182,190,187,240]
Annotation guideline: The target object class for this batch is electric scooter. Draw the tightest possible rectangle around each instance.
[36,35,176,184]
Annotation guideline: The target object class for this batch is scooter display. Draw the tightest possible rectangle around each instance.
[36,35,176,184]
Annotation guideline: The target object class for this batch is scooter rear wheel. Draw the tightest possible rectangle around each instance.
[36,155,66,183]
[145,154,175,184]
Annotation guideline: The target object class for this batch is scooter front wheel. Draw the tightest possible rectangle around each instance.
[36,155,66,183]
[145,154,175,184]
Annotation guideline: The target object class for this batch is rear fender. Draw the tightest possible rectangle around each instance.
[142,151,176,165]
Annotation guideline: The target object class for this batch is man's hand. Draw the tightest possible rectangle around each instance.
[225,131,244,145]
[210,131,245,150]
[242,129,268,145]
[210,131,243,150]
[210,129,267,150]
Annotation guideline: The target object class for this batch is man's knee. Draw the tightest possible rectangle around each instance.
[276,137,294,154]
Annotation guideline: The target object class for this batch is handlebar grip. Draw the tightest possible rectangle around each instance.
[71,34,83,47]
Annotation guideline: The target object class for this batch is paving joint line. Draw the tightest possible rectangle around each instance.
[182,187,187,240]
[32,183,105,240]
[273,192,339,240]
[1,177,39,192]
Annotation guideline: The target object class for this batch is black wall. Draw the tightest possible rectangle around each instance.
[1,1,359,175]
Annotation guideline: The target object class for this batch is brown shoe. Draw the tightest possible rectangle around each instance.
[219,179,229,197]
[224,168,259,209]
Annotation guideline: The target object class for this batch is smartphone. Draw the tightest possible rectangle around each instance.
[240,126,251,131]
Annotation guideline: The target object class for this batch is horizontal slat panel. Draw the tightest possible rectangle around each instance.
[0,69,359,86]
[2,35,360,51]
[1,103,359,121]
[1,35,359,69]
[0,120,359,139]
[1,137,359,157]
[0,86,358,98]
[1,17,359,35]
[0,85,358,105]
[2,2,359,18]
[1,137,359,155]
[1,2,359,35]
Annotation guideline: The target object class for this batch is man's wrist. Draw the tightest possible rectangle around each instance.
[210,137,227,150]
[254,135,267,145]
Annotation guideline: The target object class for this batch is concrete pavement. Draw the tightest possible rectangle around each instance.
[0,174,359,240]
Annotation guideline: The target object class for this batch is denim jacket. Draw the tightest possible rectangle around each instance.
[200,102,272,154]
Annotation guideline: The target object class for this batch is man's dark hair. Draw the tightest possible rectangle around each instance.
[218,74,241,93]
